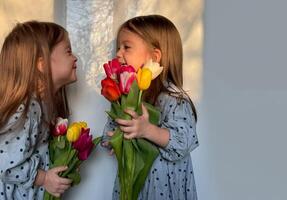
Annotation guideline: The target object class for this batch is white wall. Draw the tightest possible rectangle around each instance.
[195,0,287,199]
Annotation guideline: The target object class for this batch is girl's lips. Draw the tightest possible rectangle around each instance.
[72,65,77,69]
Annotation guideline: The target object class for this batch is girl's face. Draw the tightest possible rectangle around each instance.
[116,29,153,71]
[50,37,77,92]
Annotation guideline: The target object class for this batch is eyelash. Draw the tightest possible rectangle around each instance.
[117,45,131,51]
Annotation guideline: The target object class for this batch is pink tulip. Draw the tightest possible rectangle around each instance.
[119,65,136,94]
[103,58,121,80]
[72,128,94,160]
[53,117,68,136]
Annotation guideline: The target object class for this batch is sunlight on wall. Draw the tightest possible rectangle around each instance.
[0,0,54,47]
[68,0,203,103]
[134,0,204,102]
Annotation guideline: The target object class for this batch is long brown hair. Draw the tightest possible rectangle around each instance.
[117,15,197,121]
[0,21,70,129]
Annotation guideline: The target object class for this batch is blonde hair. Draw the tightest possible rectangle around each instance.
[0,21,70,128]
[117,15,197,120]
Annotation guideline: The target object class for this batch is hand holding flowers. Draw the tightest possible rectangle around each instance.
[44,118,101,200]
[116,104,151,140]
[101,58,163,200]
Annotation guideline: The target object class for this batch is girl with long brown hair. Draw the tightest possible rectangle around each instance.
[0,21,77,199]
[103,15,199,200]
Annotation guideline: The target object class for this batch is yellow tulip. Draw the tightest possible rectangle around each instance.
[137,68,152,90]
[78,121,87,129]
[66,124,81,142]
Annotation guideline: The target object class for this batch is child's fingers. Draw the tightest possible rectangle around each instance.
[58,183,71,190]
[57,190,65,194]
[109,149,114,156]
[51,193,60,197]
[52,166,68,174]
[101,141,109,147]
[58,177,72,185]
[124,109,138,119]
[119,126,134,133]
[124,132,136,140]
[141,104,149,117]
[116,119,133,126]
[107,131,114,137]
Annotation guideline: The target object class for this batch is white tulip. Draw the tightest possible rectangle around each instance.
[142,59,163,80]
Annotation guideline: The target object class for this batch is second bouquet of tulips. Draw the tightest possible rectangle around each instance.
[101,58,163,200]
[44,118,101,200]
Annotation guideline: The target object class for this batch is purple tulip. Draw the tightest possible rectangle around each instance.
[72,128,95,161]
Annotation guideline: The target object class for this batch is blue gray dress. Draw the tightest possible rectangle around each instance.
[103,83,199,200]
[0,99,50,199]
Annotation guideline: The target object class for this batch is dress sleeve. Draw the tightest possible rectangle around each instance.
[0,100,42,189]
[101,116,117,144]
[158,94,199,161]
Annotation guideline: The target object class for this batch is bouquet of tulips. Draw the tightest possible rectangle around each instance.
[44,118,101,200]
[101,58,163,200]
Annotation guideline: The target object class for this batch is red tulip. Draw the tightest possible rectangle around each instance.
[72,128,94,161]
[101,77,121,101]
[119,65,136,94]
[103,58,121,80]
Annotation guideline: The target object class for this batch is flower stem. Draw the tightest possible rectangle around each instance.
[137,90,143,111]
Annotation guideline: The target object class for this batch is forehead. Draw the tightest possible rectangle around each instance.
[118,29,143,43]
[54,37,71,49]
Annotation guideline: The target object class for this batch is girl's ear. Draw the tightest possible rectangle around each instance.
[152,48,162,63]
[37,57,45,73]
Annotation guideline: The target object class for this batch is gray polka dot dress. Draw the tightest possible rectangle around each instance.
[103,83,199,200]
[0,99,50,200]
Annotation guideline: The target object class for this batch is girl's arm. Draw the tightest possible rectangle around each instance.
[116,95,199,161]
[0,102,43,189]
[0,99,72,197]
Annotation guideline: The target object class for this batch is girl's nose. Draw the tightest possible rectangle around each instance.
[73,54,78,62]
[116,48,122,59]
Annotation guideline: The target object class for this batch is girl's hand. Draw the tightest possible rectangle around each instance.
[101,131,114,155]
[43,166,72,197]
[116,104,150,139]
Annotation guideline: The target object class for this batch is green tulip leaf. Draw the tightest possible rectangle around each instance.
[143,102,160,125]
[126,81,139,110]
[68,171,81,186]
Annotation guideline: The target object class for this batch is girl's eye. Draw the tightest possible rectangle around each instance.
[67,49,72,54]
[124,45,130,50]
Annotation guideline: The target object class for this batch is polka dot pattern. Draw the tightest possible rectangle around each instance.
[0,99,50,199]
[107,82,199,200]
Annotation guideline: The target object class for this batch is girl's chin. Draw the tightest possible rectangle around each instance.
[64,76,78,86]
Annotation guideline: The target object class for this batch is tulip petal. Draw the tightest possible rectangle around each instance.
[143,59,163,80]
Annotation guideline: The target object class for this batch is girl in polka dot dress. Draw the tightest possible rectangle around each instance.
[0,21,78,199]
[103,15,199,200]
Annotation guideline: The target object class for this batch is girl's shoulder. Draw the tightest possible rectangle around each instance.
[157,81,189,104]
[0,98,42,134]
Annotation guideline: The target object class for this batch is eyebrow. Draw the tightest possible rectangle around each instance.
[120,39,132,43]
